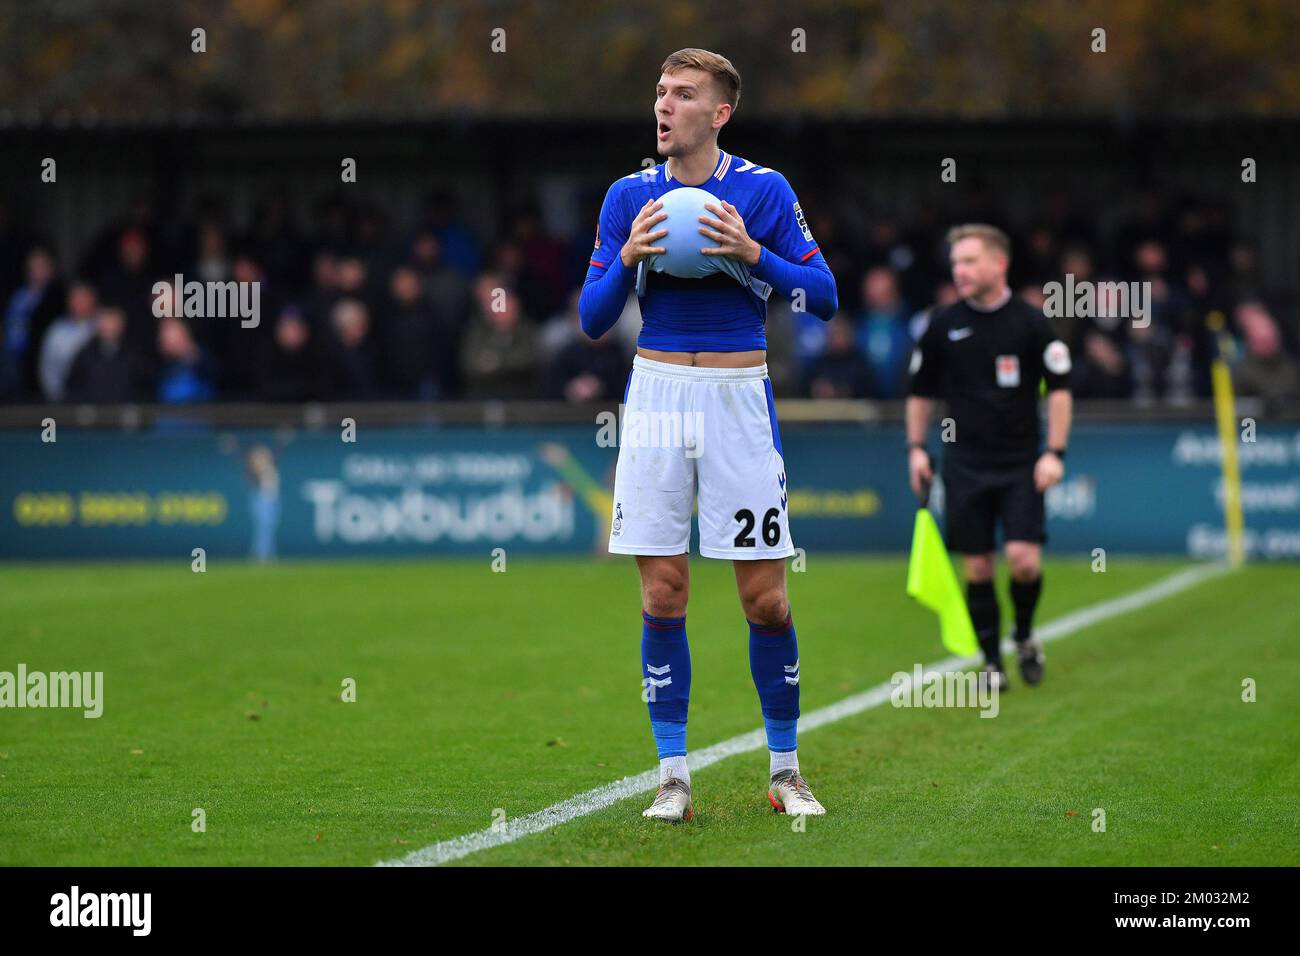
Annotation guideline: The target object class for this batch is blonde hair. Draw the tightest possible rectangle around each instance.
[946,223,1011,259]
[661,48,741,110]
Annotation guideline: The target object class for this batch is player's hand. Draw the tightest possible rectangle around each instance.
[619,199,668,268]
[699,201,761,267]
[1034,451,1065,492]
[908,447,933,499]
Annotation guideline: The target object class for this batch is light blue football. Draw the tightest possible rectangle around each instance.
[647,186,726,279]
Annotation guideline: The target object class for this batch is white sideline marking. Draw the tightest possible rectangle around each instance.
[378,562,1229,866]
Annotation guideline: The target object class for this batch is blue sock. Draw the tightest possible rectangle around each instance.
[642,611,690,759]
[749,612,799,753]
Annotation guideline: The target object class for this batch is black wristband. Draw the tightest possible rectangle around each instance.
[1048,448,1067,461]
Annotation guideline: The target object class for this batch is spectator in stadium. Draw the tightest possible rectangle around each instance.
[807,208,858,316]
[1227,241,1263,302]
[95,229,157,353]
[310,193,351,254]
[508,204,569,321]
[156,316,218,404]
[306,250,343,334]
[193,222,231,284]
[1051,244,1096,345]
[13,184,1291,410]
[38,281,99,401]
[380,265,446,400]
[321,298,379,400]
[335,256,372,314]
[78,196,161,293]
[1233,302,1300,411]
[804,314,873,399]
[410,231,470,318]
[64,305,153,403]
[215,250,273,397]
[856,266,912,399]
[790,295,832,373]
[863,220,927,310]
[1018,226,1060,288]
[539,289,583,360]
[460,274,537,399]
[543,301,629,403]
[1071,322,1133,400]
[408,231,472,398]
[2,246,64,401]
[1057,244,1095,285]
[355,206,398,281]
[1080,276,1173,403]
[415,189,481,278]
[248,191,307,291]
[1131,239,1187,340]
[255,305,323,403]
[1018,283,1047,311]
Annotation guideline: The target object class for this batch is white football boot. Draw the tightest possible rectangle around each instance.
[767,768,826,815]
[642,777,694,823]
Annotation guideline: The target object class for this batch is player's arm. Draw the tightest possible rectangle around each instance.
[700,175,837,321]
[1034,322,1074,492]
[578,187,666,339]
[905,316,944,498]
[749,243,837,321]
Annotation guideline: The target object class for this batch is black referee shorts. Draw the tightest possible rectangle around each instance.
[940,452,1046,554]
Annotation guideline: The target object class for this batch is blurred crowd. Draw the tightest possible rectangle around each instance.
[1,189,1296,411]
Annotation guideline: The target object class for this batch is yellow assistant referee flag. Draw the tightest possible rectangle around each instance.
[906,507,979,656]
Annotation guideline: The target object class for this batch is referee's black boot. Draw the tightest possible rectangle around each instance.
[1015,635,1045,686]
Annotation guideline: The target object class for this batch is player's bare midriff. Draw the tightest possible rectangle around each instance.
[637,346,766,368]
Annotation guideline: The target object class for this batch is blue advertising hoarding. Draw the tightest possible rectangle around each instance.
[2,421,1298,560]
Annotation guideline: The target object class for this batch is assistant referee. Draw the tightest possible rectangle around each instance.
[905,224,1073,690]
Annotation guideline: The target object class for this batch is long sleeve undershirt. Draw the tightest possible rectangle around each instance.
[750,245,838,322]
[578,258,637,340]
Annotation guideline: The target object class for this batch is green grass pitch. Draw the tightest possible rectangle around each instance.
[0,556,1295,866]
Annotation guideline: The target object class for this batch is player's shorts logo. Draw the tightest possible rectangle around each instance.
[996,354,1020,388]
[612,501,623,535]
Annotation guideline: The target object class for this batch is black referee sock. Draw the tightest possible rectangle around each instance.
[966,580,1002,666]
[1010,575,1043,643]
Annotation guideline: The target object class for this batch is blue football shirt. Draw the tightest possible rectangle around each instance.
[585,151,826,351]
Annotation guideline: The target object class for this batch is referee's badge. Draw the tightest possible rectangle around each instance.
[1044,339,1071,375]
[996,354,1020,387]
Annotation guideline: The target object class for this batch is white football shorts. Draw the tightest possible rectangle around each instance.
[608,355,794,561]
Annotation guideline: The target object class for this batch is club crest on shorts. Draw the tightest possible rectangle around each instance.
[995,354,1020,388]
[612,501,623,535]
